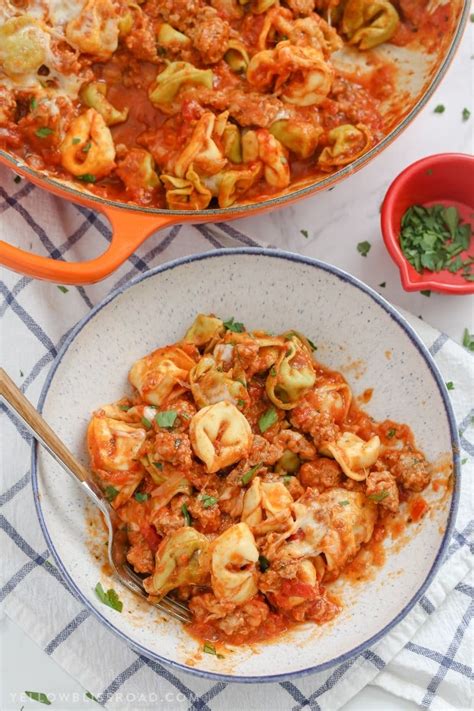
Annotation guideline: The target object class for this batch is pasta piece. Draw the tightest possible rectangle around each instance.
[157,23,192,50]
[189,401,253,472]
[310,381,352,423]
[116,148,160,199]
[260,481,293,515]
[281,488,377,570]
[129,344,197,406]
[318,124,373,170]
[174,112,227,178]
[143,528,210,599]
[190,355,248,408]
[253,0,278,13]
[0,17,49,78]
[65,0,120,60]
[342,0,399,50]
[241,476,263,526]
[148,62,213,111]
[88,415,146,472]
[320,431,381,480]
[266,334,316,409]
[211,163,263,208]
[222,124,242,163]
[211,522,259,603]
[161,170,213,210]
[256,129,290,188]
[60,108,116,179]
[80,82,128,126]
[224,40,250,73]
[269,118,322,159]
[183,314,225,348]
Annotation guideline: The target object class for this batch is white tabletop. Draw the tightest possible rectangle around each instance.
[1,16,472,711]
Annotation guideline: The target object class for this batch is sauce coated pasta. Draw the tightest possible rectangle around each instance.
[0,1,456,209]
[87,315,434,645]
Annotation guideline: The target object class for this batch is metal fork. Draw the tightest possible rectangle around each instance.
[0,368,191,623]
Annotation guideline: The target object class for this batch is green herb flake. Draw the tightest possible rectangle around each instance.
[237,399,246,408]
[181,502,192,526]
[434,104,445,114]
[445,381,455,391]
[141,416,152,430]
[420,290,431,297]
[223,316,245,333]
[200,494,218,508]
[258,407,278,433]
[462,328,474,352]
[104,485,119,502]
[270,367,277,377]
[387,428,397,438]
[72,137,81,145]
[155,409,178,428]
[134,492,149,502]
[300,229,309,238]
[426,168,433,176]
[462,108,471,122]
[368,490,389,502]
[14,175,21,184]
[77,173,96,183]
[25,692,51,705]
[203,642,224,658]
[282,475,293,485]
[95,582,123,612]
[241,462,262,486]
[57,285,69,293]
[258,554,270,572]
[119,404,130,411]
[20,370,24,377]
[85,691,98,702]
[461,458,468,465]
[154,461,163,470]
[35,127,54,138]
[379,282,386,288]
[82,141,92,153]
[306,336,317,351]
[30,98,38,110]
[357,240,371,257]
[339,500,350,506]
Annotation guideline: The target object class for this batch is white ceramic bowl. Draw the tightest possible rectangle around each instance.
[33,249,459,682]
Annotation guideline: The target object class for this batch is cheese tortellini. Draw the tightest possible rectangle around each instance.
[318,124,373,170]
[0,16,50,79]
[266,334,316,409]
[80,82,128,126]
[144,528,210,599]
[183,314,225,348]
[342,0,399,50]
[60,109,116,179]
[211,522,259,603]
[320,431,381,481]
[242,476,293,527]
[190,355,248,408]
[65,0,120,60]
[189,401,253,472]
[148,62,213,110]
[129,344,197,406]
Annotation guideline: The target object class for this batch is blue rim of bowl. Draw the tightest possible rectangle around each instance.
[0,1,470,218]
[31,248,460,684]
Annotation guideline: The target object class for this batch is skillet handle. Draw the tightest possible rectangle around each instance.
[0,203,178,285]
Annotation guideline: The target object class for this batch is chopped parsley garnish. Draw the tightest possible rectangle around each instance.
[270,367,277,377]
[387,428,397,438]
[181,503,192,526]
[14,175,21,184]
[237,399,245,408]
[154,461,163,470]
[462,328,474,352]
[104,485,119,501]
[134,492,149,502]
[95,582,123,612]
[20,370,24,377]
[241,462,262,486]
[357,240,371,257]
[141,416,152,430]
[72,137,81,145]
[85,691,98,702]
[420,290,431,297]
[339,500,350,506]
[282,475,293,485]
[155,409,178,428]
[203,642,224,658]
[223,316,245,333]
[461,457,467,465]
[434,104,445,113]
[462,108,471,121]
[30,98,38,110]
[25,692,51,705]
[77,173,96,183]
[57,285,69,293]
[35,127,54,138]
[445,381,455,390]
[306,336,317,351]
[200,494,218,508]
[379,282,386,288]
[300,229,309,238]
[368,490,389,502]
[82,141,92,153]
[400,204,473,281]
[258,554,270,572]
[119,404,130,411]
[258,407,278,433]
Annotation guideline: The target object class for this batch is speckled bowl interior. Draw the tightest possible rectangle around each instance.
[33,249,458,682]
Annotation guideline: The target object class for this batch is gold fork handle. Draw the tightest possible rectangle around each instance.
[0,367,91,482]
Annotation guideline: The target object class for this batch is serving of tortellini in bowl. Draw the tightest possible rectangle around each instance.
[0,0,466,215]
[84,310,439,653]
